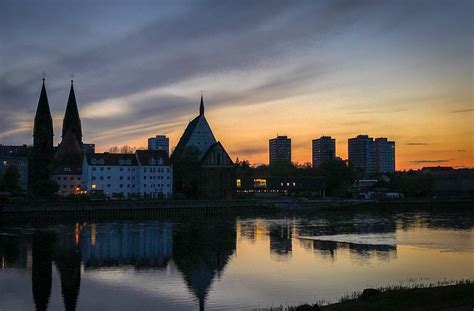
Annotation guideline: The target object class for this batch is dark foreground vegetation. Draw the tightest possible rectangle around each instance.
[259,281,474,311]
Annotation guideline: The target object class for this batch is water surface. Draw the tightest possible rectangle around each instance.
[0,209,472,310]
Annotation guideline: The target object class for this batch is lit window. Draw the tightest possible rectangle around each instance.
[254,179,267,188]
[92,184,96,189]
[236,179,241,188]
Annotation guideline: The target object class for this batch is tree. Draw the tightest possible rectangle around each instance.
[31,180,59,198]
[2,166,20,192]
[315,159,355,197]
[107,145,145,154]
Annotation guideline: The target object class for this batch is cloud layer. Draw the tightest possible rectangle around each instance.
[1,0,473,169]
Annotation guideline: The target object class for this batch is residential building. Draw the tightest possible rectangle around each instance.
[171,95,234,199]
[269,135,291,165]
[348,135,376,177]
[135,150,173,198]
[421,167,474,198]
[82,150,172,198]
[312,136,336,167]
[82,143,95,154]
[0,144,29,190]
[148,135,169,156]
[375,138,395,173]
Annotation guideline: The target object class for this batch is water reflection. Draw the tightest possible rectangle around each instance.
[173,220,236,310]
[0,210,472,311]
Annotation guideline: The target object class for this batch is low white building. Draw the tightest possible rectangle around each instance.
[82,150,172,198]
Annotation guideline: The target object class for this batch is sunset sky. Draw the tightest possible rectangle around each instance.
[1,0,472,170]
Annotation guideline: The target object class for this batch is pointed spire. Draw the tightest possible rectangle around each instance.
[62,80,82,144]
[35,79,52,120]
[32,78,54,184]
[199,92,204,115]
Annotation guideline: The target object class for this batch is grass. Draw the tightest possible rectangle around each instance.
[257,279,474,311]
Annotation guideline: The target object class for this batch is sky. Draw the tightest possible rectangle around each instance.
[0,0,472,170]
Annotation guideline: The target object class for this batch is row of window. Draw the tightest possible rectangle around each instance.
[57,176,81,181]
[91,175,170,181]
[91,159,133,165]
[92,183,170,189]
[91,166,171,172]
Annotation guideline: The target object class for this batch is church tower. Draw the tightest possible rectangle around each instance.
[62,80,82,145]
[31,78,54,184]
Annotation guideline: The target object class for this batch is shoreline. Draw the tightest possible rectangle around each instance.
[1,198,472,225]
[259,281,474,311]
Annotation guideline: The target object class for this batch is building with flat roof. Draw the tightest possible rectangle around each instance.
[348,135,376,178]
[269,135,291,165]
[375,138,395,173]
[148,135,169,156]
[312,136,336,167]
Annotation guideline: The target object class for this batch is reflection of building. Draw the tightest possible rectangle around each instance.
[0,144,29,190]
[348,135,376,177]
[172,220,236,311]
[148,135,170,156]
[31,231,55,311]
[54,228,82,311]
[312,136,336,168]
[171,96,235,199]
[80,223,173,269]
[269,223,292,258]
[269,135,291,165]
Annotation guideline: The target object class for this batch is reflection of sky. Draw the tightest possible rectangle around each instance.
[1,1,473,169]
[0,217,473,310]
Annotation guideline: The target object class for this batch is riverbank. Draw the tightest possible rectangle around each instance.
[260,281,474,311]
[1,198,472,225]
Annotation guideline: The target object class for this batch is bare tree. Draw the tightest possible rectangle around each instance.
[107,145,145,154]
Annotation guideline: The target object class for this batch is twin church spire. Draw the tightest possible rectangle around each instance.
[62,80,82,144]
[32,78,83,184]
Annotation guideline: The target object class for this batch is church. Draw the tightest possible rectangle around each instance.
[171,96,235,199]
[32,78,85,195]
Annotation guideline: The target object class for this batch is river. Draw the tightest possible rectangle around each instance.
[0,208,472,310]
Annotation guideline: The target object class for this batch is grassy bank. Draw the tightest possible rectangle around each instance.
[259,280,474,311]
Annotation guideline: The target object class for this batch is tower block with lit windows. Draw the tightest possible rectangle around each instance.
[171,95,235,199]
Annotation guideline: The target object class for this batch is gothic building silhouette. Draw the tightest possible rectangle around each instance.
[31,78,84,193]
[171,95,235,199]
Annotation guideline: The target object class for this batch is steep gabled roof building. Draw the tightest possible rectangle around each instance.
[171,96,235,199]
[171,95,217,162]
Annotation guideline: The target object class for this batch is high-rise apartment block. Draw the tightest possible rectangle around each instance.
[312,136,336,167]
[269,136,291,165]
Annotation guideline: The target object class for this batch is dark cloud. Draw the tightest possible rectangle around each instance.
[450,109,474,113]
[0,0,472,152]
[409,159,452,164]
[405,142,429,146]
